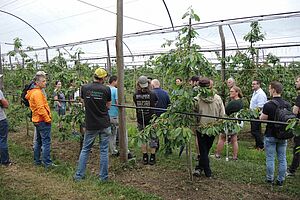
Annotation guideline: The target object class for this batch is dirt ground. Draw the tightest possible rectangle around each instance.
[9,131,297,200]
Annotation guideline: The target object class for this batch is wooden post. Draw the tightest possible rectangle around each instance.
[106,40,112,75]
[218,25,226,103]
[116,0,128,162]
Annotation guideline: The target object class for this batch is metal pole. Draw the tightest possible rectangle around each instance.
[116,0,128,162]
[106,40,112,75]
[218,25,226,103]
[45,49,49,63]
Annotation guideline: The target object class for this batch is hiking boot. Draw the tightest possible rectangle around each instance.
[127,152,134,160]
[149,154,156,165]
[142,153,148,165]
[286,169,295,177]
[276,180,284,187]
[193,169,202,177]
[266,179,274,185]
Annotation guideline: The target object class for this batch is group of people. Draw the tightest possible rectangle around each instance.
[0,69,298,186]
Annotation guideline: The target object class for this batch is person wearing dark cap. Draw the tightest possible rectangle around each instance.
[193,77,225,178]
[74,68,111,181]
[133,76,158,165]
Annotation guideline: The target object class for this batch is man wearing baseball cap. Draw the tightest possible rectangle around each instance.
[74,67,112,181]
[133,75,158,165]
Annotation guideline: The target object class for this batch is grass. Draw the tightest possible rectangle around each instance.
[1,118,299,199]
[0,141,161,200]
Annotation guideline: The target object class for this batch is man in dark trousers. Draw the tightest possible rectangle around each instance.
[287,76,300,176]
[250,79,267,150]
[151,79,171,155]
[74,68,111,181]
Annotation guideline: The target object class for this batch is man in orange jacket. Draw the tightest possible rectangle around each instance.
[26,71,54,167]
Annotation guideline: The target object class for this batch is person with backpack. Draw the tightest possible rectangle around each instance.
[259,81,290,186]
[286,76,300,176]
[133,76,158,165]
[25,71,56,168]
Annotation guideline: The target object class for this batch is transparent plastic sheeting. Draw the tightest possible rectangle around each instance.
[0,0,300,65]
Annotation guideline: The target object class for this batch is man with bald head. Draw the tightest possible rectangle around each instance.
[151,79,171,154]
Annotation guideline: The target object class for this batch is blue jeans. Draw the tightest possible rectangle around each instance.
[0,119,9,164]
[264,136,287,182]
[34,122,52,167]
[74,127,111,181]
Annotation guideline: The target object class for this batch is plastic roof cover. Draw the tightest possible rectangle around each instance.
[1,0,300,66]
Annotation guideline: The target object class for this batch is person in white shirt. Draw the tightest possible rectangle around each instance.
[250,79,267,150]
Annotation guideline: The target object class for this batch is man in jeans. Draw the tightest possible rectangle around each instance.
[74,68,111,181]
[250,79,267,150]
[108,75,119,156]
[26,71,54,167]
[260,81,288,186]
[0,88,11,166]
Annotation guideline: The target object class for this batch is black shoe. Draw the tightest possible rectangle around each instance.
[142,153,148,165]
[286,169,295,177]
[266,179,274,185]
[111,152,120,157]
[276,180,283,187]
[193,169,202,177]
[149,154,156,165]
[127,152,134,159]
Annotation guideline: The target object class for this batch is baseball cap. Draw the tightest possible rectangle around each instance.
[138,76,149,88]
[36,71,47,76]
[94,68,108,79]
[198,77,210,87]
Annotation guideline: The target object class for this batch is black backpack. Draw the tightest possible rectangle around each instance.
[272,99,296,139]
[21,81,34,107]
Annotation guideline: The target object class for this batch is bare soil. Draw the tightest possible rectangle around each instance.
[9,131,297,200]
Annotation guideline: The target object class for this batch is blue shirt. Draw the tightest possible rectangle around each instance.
[250,88,267,110]
[108,86,118,117]
[153,88,170,116]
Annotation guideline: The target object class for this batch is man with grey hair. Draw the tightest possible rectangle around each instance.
[151,79,171,154]
[26,71,55,168]
[227,77,236,89]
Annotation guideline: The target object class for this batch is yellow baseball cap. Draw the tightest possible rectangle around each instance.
[94,68,108,78]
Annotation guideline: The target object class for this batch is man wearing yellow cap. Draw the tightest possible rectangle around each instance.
[74,68,112,181]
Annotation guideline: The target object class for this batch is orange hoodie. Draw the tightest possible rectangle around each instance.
[25,88,51,123]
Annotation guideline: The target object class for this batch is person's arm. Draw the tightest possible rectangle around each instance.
[53,91,61,107]
[256,93,267,109]
[106,87,111,109]
[34,91,51,123]
[260,104,269,120]
[260,113,268,120]
[293,105,299,115]
[0,97,9,108]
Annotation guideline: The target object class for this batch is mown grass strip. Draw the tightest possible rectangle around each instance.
[0,141,161,200]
